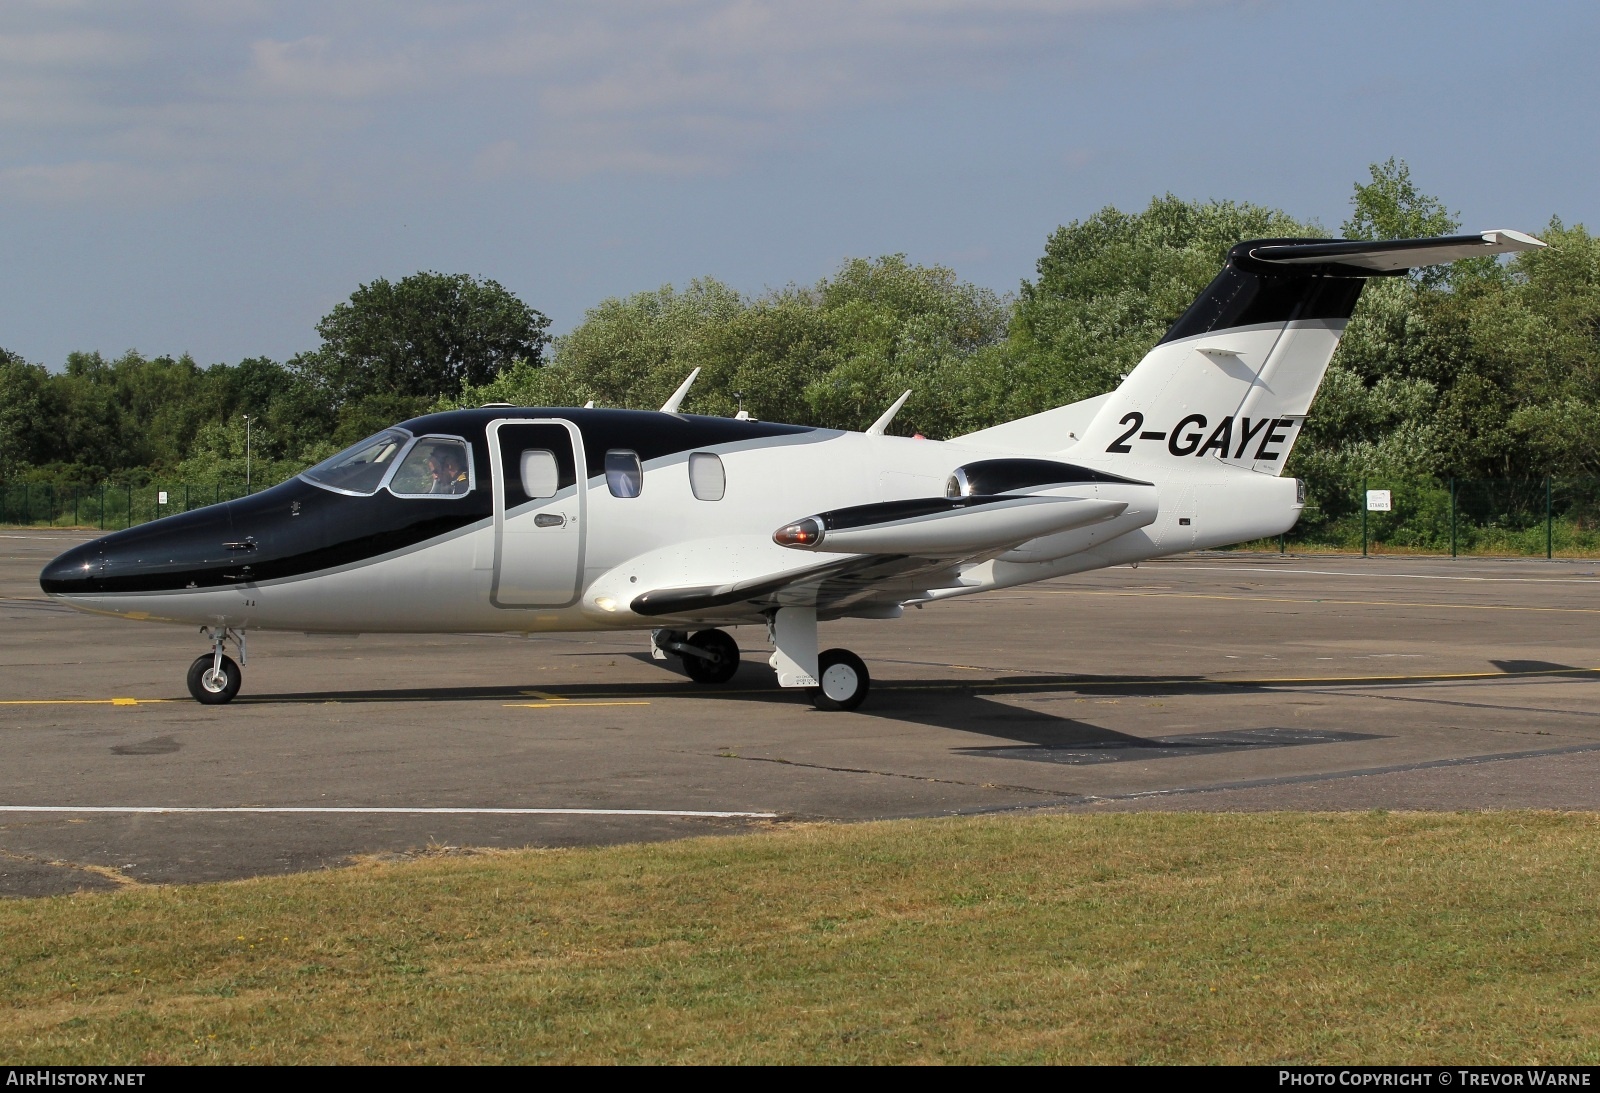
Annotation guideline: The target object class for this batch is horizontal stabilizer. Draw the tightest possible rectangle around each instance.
[1245,230,1544,276]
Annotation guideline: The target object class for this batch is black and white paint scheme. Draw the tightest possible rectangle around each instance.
[41,231,1544,710]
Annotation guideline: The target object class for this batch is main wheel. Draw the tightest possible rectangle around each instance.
[812,648,869,711]
[681,628,740,684]
[187,653,242,705]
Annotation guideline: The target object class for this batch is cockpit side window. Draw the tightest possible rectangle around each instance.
[301,428,412,496]
[389,436,475,497]
[605,450,643,498]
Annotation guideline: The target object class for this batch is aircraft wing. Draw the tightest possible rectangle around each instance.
[630,551,965,621]
[621,489,1138,623]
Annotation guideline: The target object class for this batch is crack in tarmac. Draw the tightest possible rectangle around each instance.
[715,752,1075,800]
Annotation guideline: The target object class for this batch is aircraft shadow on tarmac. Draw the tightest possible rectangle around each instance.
[242,652,1593,710]
[855,688,1383,766]
[239,657,1429,765]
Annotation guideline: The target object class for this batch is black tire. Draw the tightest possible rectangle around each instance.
[681,629,740,684]
[812,648,869,711]
[187,653,242,705]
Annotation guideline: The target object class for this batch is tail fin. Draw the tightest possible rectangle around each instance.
[1079,230,1544,473]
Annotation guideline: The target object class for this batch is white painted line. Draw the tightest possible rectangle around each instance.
[1160,565,1600,584]
[0,534,91,541]
[0,805,778,818]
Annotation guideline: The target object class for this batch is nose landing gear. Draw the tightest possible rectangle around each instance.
[187,626,246,705]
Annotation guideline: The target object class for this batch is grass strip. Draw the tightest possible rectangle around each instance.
[1,811,1597,1064]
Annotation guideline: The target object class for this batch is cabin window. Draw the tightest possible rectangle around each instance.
[688,452,725,501]
[520,449,559,498]
[388,436,473,497]
[605,450,643,498]
[301,428,411,496]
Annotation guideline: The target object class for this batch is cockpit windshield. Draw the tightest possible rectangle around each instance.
[301,428,412,495]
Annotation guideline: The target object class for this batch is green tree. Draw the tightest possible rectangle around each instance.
[463,259,1007,437]
[1011,195,1323,416]
[0,349,56,476]
[799,255,1008,436]
[1342,157,1460,242]
[299,272,552,406]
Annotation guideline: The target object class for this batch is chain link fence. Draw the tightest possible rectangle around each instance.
[1252,477,1600,557]
[6,473,1598,558]
[0,481,266,531]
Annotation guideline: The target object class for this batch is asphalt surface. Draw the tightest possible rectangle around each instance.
[4,528,1600,897]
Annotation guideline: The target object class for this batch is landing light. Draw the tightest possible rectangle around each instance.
[773,517,824,548]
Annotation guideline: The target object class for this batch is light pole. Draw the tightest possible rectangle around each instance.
[243,415,252,493]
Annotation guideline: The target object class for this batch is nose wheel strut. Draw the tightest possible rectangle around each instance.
[187,626,246,705]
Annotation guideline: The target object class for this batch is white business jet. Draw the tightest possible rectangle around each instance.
[41,231,1544,708]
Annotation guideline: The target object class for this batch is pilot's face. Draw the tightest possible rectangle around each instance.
[428,453,464,487]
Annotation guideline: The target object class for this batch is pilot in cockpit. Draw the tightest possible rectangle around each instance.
[426,446,469,495]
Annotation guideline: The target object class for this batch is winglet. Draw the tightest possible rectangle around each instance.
[865,390,912,436]
[659,368,701,414]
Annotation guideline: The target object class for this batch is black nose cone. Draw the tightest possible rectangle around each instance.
[40,540,104,594]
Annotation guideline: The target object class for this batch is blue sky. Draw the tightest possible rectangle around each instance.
[1,1,1595,368]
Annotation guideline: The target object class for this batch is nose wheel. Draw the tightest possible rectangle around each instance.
[187,626,246,704]
[187,653,242,704]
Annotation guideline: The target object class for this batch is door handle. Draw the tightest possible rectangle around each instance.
[534,513,565,528]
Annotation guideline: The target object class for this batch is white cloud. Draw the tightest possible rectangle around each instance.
[249,36,420,99]
[0,0,1201,201]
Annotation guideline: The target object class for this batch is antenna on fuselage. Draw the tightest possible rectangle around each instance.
[865,390,912,436]
[659,368,700,414]
[583,400,595,408]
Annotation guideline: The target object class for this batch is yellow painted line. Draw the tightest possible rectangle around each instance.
[1043,589,1600,615]
[504,701,653,709]
[0,698,167,706]
[10,665,1590,710]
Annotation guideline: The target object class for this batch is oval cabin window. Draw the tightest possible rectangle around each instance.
[605,450,643,498]
[688,452,725,501]
[520,449,559,498]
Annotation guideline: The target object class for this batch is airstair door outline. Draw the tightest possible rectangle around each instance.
[490,419,585,608]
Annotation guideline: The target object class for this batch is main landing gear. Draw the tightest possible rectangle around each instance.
[814,648,870,712]
[654,609,871,711]
[768,606,870,711]
[187,626,246,705]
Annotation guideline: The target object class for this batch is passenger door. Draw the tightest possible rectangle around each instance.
[490,419,585,607]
